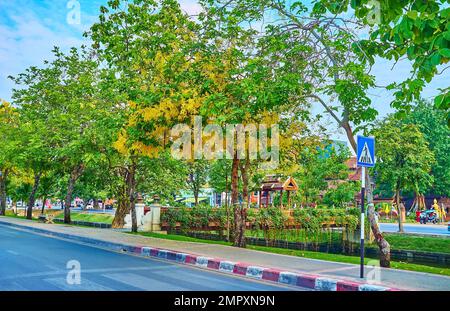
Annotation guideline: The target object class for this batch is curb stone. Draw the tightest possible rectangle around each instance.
[0,219,402,291]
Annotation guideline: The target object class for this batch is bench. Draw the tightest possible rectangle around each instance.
[38,214,55,224]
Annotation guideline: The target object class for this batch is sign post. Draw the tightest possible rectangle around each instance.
[356,136,375,279]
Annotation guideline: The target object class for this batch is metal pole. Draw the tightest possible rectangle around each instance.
[360,167,366,278]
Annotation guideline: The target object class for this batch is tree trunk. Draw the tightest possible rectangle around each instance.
[238,157,250,247]
[194,191,199,206]
[365,170,391,267]
[64,180,75,224]
[344,121,390,267]
[41,196,47,215]
[27,171,42,220]
[232,153,245,247]
[225,173,230,242]
[112,182,129,229]
[0,169,9,216]
[94,198,99,209]
[64,164,84,224]
[396,189,404,233]
[127,162,138,233]
[112,164,138,230]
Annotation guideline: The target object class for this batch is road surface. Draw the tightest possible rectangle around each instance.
[379,222,449,236]
[0,224,298,291]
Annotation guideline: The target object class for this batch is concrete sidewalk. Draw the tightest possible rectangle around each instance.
[1,216,449,291]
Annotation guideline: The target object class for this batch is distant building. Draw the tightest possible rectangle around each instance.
[318,139,349,159]
[175,188,217,207]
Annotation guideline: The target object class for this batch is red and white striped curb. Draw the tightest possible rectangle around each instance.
[137,246,401,291]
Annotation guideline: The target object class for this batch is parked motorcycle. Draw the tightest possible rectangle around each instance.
[419,209,438,224]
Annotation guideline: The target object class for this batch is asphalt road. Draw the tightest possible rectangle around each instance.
[0,225,298,291]
[379,222,449,236]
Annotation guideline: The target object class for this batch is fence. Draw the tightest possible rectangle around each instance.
[183,231,450,266]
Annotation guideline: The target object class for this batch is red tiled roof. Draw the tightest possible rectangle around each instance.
[345,156,362,181]
[345,156,357,169]
[348,167,362,181]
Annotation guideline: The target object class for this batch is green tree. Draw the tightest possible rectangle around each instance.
[13,105,55,219]
[209,159,233,240]
[203,0,391,265]
[323,181,360,208]
[373,116,435,232]
[315,0,450,120]
[404,100,450,196]
[0,100,18,215]
[186,160,210,206]
[36,171,59,214]
[209,160,232,201]
[137,152,188,204]
[195,2,305,247]
[295,144,351,206]
[88,0,201,232]
[8,171,32,215]
[10,47,106,223]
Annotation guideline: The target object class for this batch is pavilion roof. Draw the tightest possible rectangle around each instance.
[261,175,298,191]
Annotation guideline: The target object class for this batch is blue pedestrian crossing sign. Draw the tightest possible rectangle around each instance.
[357,136,375,167]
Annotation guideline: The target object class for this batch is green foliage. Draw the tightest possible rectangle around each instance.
[161,207,190,231]
[255,207,287,230]
[186,160,210,205]
[403,100,450,196]
[137,151,189,202]
[373,115,436,196]
[322,181,360,208]
[294,143,352,205]
[209,160,233,193]
[316,0,450,117]
[161,205,227,232]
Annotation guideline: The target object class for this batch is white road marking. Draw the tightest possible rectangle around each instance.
[0,265,167,281]
[44,277,113,291]
[102,273,186,291]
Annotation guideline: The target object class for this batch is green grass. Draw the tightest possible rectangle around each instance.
[128,231,450,276]
[3,209,113,224]
[245,229,343,244]
[129,231,232,246]
[385,233,450,254]
[239,228,450,255]
[4,210,31,220]
[61,212,114,224]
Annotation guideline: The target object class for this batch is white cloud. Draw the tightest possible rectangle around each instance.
[0,0,98,101]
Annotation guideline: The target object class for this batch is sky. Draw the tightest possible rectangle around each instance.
[0,0,448,146]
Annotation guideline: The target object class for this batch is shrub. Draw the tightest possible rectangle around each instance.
[161,207,191,231]
[256,207,287,230]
